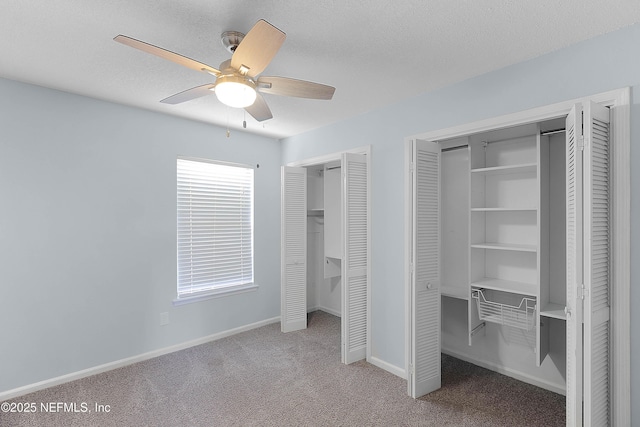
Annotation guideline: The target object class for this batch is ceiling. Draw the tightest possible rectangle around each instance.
[2,1,639,139]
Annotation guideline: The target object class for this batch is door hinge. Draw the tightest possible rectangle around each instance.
[410,162,415,172]
[578,135,585,151]
[409,364,414,375]
[579,283,588,300]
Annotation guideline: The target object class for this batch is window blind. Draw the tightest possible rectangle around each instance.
[177,158,254,298]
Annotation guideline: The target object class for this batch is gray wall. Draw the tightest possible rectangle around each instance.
[0,78,282,392]
[281,23,640,421]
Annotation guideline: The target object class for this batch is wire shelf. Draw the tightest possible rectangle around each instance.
[471,288,536,331]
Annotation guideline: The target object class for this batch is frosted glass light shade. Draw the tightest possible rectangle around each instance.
[214,77,257,108]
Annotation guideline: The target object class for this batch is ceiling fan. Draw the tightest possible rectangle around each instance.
[114,19,335,122]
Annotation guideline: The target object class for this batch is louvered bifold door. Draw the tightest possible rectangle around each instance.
[341,153,369,364]
[583,101,611,426]
[566,104,584,426]
[409,140,441,398]
[281,166,307,333]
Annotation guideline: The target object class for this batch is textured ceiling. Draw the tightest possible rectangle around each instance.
[2,1,639,139]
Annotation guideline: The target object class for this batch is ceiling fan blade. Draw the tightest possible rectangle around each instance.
[230,20,285,78]
[160,84,216,104]
[114,35,220,76]
[258,76,335,100]
[244,93,273,122]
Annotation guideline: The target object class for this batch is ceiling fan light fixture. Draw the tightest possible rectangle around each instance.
[214,75,257,108]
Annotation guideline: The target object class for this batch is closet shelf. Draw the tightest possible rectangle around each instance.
[441,284,469,300]
[470,162,537,176]
[540,303,567,320]
[307,209,324,217]
[472,288,536,331]
[471,207,537,212]
[470,278,537,297]
[470,242,537,252]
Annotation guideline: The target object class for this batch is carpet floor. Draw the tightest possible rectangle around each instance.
[1,311,565,426]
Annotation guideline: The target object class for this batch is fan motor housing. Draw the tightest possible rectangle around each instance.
[221,31,245,53]
[216,74,256,90]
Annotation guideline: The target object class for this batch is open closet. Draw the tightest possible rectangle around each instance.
[306,161,342,319]
[405,89,631,426]
[437,119,569,385]
[281,149,371,364]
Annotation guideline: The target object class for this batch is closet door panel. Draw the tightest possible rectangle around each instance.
[281,166,307,332]
[583,101,611,426]
[409,140,441,398]
[565,104,584,426]
[566,102,612,425]
[341,153,368,364]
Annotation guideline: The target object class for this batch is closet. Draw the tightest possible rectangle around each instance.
[406,98,620,425]
[281,150,370,364]
[306,161,342,318]
[439,121,568,377]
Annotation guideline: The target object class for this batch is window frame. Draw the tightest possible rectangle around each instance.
[173,156,257,305]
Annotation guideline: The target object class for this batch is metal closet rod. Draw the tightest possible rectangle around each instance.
[540,128,566,136]
[442,145,468,152]
[440,128,567,153]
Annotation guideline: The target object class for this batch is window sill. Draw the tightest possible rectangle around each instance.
[172,284,258,306]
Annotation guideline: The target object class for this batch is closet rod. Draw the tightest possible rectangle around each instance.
[440,128,565,151]
[325,166,341,171]
[539,128,566,136]
[480,134,537,145]
[441,144,468,153]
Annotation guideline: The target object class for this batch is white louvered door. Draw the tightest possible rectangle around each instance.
[281,166,307,333]
[566,102,612,426]
[409,140,441,398]
[582,101,611,426]
[565,104,584,426]
[341,153,369,364]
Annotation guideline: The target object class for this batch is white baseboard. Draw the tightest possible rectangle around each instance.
[442,347,566,396]
[308,306,341,318]
[310,307,408,381]
[368,356,406,380]
[0,316,281,402]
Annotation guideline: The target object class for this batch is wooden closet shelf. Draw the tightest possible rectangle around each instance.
[441,285,469,300]
[470,162,537,176]
[471,207,537,212]
[470,242,537,252]
[540,303,567,320]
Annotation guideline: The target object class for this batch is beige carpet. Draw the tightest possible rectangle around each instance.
[0,311,564,426]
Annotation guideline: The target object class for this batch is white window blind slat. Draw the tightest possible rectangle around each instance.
[177,158,254,298]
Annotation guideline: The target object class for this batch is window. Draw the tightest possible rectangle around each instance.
[176,157,255,302]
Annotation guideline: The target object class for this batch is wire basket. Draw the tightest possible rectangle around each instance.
[471,288,536,331]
